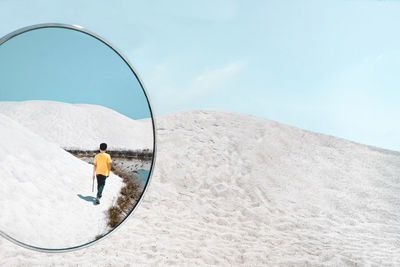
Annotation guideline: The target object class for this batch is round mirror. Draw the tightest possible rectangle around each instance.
[0,24,155,251]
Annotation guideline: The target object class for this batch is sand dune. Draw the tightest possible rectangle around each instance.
[0,113,124,249]
[0,100,153,151]
[1,110,400,265]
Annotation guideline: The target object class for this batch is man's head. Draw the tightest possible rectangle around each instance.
[100,143,107,152]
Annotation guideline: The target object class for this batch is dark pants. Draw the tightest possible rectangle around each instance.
[96,174,107,199]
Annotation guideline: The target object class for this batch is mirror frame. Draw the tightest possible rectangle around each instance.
[0,23,157,253]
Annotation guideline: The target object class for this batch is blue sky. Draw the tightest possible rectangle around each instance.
[0,26,151,119]
[0,0,399,151]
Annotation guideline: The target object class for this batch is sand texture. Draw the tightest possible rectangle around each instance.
[1,110,400,266]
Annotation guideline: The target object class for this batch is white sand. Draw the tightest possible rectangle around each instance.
[0,100,153,151]
[0,113,124,249]
[1,110,400,265]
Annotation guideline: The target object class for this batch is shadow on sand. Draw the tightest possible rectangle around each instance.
[77,194,96,205]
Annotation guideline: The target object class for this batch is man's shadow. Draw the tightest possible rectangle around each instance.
[77,194,97,205]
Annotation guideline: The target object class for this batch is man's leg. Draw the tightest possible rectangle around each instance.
[96,174,106,199]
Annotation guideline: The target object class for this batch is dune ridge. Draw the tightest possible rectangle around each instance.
[0,100,153,151]
[1,110,400,265]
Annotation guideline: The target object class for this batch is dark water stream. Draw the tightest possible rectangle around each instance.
[136,169,150,187]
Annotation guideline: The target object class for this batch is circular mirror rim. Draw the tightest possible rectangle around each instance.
[0,23,157,253]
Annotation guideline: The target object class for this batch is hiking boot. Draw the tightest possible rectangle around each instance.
[95,198,100,205]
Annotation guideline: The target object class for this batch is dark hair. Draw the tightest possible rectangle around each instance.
[100,143,107,151]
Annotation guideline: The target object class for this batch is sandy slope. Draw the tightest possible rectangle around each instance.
[0,113,124,249]
[0,100,153,151]
[1,110,400,265]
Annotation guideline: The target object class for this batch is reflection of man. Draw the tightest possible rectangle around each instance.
[92,143,112,205]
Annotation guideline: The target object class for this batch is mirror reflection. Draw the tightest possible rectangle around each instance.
[0,25,154,250]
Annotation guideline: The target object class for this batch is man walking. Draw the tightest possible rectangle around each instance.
[92,143,112,205]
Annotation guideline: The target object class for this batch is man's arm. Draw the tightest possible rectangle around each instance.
[92,163,96,179]
[107,162,111,177]
[93,155,98,179]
